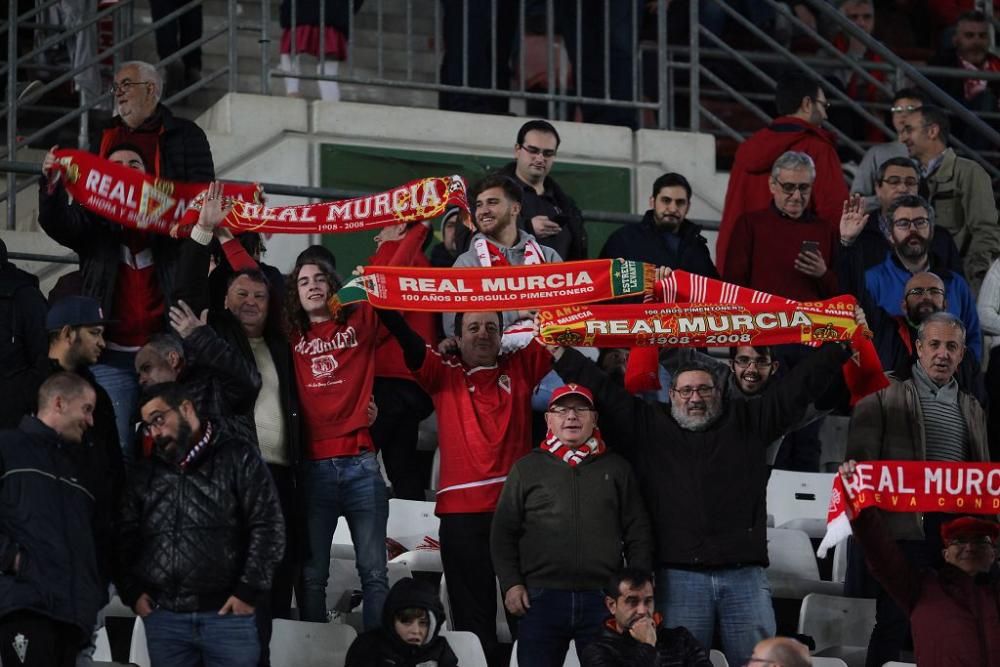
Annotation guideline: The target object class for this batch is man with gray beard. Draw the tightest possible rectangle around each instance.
[545,338,852,666]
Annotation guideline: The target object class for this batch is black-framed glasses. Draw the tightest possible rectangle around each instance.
[892,217,930,231]
[890,103,922,113]
[111,79,152,95]
[141,408,176,434]
[880,176,919,188]
[811,97,831,110]
[671,385,717,399]
[519,144,557,158]
[547,405,596,416]
[906,286,945,298]
[773,178,812,195]
[733,356,772,369]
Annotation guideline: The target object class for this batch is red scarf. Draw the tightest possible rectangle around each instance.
[542,427,607,467]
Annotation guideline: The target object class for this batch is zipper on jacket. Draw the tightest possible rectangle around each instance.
[573,466,581,589]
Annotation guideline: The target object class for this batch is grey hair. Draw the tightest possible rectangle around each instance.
[917,311,966,343]
[143,332,184,359]
[770,151,816,181]
[118,60,163,103]
[670,359,720,390]
[881,193,935,237]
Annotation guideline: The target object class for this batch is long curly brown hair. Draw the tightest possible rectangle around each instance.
[282,253,349,338]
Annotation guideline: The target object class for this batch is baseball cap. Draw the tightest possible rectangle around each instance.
[548,383,595,409]
[940,516,999,544]
[46,296,114,331]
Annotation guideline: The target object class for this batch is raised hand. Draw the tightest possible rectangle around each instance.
[839,194,867,243]
[169,299,208,339]
[196,181,234,233]
[42,145,61,182]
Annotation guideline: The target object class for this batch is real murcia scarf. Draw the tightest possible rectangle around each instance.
[535,270,887,404]
[331,259,656,312]
[817,460,1000,557]
[52,149,470,235]
[542,428,607,467]
[472,236,547,352]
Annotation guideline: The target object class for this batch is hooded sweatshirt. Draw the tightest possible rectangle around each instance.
[345,578,459,667]
[718,115,848,273]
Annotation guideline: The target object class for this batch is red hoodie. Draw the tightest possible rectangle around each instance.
[717,116,848,273]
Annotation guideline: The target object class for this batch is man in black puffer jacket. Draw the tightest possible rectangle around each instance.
[0,373,105,667]
[117,382,284,667]
[346,577,458,667]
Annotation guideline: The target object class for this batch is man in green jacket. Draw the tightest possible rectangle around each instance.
[491,383,653,667]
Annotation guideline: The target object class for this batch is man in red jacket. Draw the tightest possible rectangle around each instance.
[718,73,848,273]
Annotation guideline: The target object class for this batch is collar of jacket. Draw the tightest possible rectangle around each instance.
[768,201,819,223]
[640,211,705,241]
[499,160,567,202]
[886,248,951,280]
[911,359,959,402]
[926,147,956,182]
[767,115,836,144]
[18,414,70,448]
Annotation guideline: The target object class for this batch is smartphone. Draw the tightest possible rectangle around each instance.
[800,240,820,255]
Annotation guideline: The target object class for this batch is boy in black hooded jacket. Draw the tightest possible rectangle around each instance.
[346,577,459,667]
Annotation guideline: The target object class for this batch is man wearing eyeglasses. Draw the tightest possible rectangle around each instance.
[118,382,284,667]
[842,193,982,363]
[838,460,1000,666]
[491,384,652,667]
[496,120,588,261]
[845,311,990,666]
[897,105,999,294]
[546,335,853,666]
[718,73,848,273]
[723,151,840,304]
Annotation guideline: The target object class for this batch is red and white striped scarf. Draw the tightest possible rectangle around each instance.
[542,427,607,467]
[473,236,546,352]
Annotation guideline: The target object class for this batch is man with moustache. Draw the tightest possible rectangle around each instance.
[842,194,981,362]
[117,382,284,667]
[599,173,717,279]
[544,312,853,666]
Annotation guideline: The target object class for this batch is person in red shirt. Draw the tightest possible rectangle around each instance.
[717,73,848,274]
[375,303,553,667]
[284,251,388,631]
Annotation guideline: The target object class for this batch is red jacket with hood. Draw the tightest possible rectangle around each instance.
[717,116,848,273]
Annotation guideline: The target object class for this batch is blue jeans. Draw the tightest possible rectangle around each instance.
[90,348,139,460]
[656,566,775,667]
[516,589,607,667]
[142,609,259,667]
[300,451,389,629]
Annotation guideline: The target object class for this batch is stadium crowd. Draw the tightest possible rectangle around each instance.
[3,4,1000,664]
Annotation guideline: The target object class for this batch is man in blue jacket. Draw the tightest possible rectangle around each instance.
[860,194,982,361]
[0,372,103,667]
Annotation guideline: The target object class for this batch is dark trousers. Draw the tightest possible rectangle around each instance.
[0,611,81,667]
[256,462,300,666]
[439,0,517,114]
[149,0,203,70]
[516,589,607,667]
[371,378,434,501]
[440,512,507,667]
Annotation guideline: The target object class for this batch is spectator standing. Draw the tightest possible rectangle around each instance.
[579,568,712,667]
[899,105,999,292]
[850,88,926,213]
[285,251,389,630]
[279,0,363,101]
[0,238,48,429]
[149,0,202,93]
[491,384,653,666]
[845,312,991,667]
[547,319,853,665]
[843,194,982,361]
[498,120,587,261]
[117,382,284,667]
[828,0,888,145]
[345,577,459,667]
[928,10,1000,150]
[718,74,848,273]
[376,306,553,667]
[978,257,1000,458]
[723,151,839,303]
[840,461,1000,667]
[438,0,516,114]
[0,373,104,667]
[599,173,718,279]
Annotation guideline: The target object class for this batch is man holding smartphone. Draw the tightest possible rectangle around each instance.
[722,150,840,303]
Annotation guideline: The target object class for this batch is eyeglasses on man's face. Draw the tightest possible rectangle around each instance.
[111,79,152,95]
[518,144,557,159]
[890,104,922,113]
[773,179,812,195]
[671,385,717,400]
[733,356,772,369]
[547,405,595,416]
[142,407,177,434]
[892,217,930,231]
[905,286,944,298]
[880,176,919,188]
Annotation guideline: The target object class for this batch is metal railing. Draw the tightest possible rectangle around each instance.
[6,0,1000,232]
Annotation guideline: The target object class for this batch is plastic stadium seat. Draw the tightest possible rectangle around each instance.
[797,593,876,653]
[441,575,512,643]
[128,617,150,667]
[766,528,842,599]
[270,619,357,667]
[93,626,112,661]
[101,594,136,618]
[326,560,413,618]
[509,640,581,666]
[831,540,848,583]
[882,663,916,666]
[812,659,849,667]
[710,648,729,666]
[442,629,488,667]
[767,470,835,539]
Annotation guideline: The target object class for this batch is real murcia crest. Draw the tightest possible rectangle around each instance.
[138,179,177,221]
[12,632,28,663]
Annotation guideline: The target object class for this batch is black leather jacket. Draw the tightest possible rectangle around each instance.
[580,621,712,667]
[116,420,284,612]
